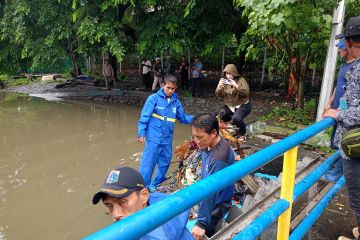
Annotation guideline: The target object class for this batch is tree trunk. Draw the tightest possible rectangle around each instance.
[298,74,304,109]
[70,53,81,77]
[260,47,268,88]
[109,53,118,81]
[298,51,310,109]
[293,54,303,109]
[229,2,247,74]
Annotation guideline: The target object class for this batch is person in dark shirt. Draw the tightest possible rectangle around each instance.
[179,56,189,90]
[323,16,360,240]
[322,37,356,182]
[191,113,235,239]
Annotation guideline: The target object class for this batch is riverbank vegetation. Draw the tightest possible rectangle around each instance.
[260,99,317,130]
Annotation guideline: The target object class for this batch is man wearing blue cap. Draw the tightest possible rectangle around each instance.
[92,166,194,240]
[322,37,357,182]
[323,16,360,240]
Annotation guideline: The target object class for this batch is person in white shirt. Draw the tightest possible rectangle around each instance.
[142,57,152,90]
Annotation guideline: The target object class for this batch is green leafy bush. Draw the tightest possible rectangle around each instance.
[118,74,128,81]
[261,99,317,129]
[11,78,34,86]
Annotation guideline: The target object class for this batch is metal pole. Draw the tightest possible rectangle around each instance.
[311,65,316,88]
[289,176,346,240]
[233,199,290,240]
[231,151,341,240]
[277,147,298,240]
[292,152,341,200]
[316,0,345,121]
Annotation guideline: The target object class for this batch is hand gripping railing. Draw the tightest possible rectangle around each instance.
[84,117,336,240]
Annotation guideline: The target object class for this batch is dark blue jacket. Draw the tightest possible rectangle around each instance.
[140,192,194,240]
[138,88,193,144]
[332,61,356,109]
[196,137,235,229]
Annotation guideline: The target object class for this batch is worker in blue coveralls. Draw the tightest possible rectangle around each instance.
[137,75,193,189]
[92,166,194,240]
[191,113,235,240]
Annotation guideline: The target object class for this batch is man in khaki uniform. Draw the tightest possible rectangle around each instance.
[102,59,115,90]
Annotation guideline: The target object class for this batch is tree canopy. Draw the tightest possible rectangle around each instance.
[0,0,359,107]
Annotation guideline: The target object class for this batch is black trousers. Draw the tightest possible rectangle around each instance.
[214,102,252,135]
[142,72,152,89]
[343,158,360,231]
[181,72,189,90]
[192,77,202,97]
[205,203,231,237]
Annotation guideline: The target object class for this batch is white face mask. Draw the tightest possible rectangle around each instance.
[226,73,234,80]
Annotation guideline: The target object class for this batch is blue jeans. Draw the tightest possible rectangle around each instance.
[322,157,343,182]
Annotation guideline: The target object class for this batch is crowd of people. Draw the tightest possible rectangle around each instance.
[92,16,360,240]
[140,55,206,96]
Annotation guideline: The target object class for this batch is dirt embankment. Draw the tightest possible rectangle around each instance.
[5,80,282,122]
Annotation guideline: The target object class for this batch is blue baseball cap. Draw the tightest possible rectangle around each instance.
[335,38,346,50]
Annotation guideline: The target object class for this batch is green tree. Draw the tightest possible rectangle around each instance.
[0,0,82,75]
[0,0,31,74]
[136,0,248,70]
[72,0,136,79]
[236,0,338,108]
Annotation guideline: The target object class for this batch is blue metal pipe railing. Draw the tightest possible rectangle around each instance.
[289,176,346,240]
[84,118,335,240]
[233,199,290,240]
[231,151,341,239]
[293,151,341,200]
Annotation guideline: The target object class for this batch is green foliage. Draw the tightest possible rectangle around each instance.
[315,145,336,155]
[235,0,338,108]
[137,0,247,58]
[0,0,79,74]
[0,0,358,85]
[74,0,134,61]
[261,99,317,129]
[118,74,129,81]
[0,75,9,81]
[4,77,37,86]
[182,90,192,98]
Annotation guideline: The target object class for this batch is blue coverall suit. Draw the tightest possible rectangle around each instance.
[138,88,193,187]
[140,192,194,240]
[195,137,235,237]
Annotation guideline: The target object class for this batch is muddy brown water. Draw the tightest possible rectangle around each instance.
[0,92,191,240]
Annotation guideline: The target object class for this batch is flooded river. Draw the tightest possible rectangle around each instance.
[0,92,192,240]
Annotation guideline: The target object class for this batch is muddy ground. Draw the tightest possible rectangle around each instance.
[4,78,285,121]
[3,78,357,240]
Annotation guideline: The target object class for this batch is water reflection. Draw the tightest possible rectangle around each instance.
[0,92,191,239]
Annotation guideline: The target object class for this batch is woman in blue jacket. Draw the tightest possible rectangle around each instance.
[138,75,193,188]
